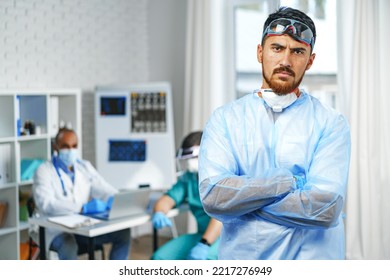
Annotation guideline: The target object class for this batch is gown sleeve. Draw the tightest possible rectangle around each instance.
[258,114,351,228]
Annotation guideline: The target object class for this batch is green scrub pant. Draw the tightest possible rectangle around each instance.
[151,233,219,260]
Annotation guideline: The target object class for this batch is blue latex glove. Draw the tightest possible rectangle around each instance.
[152,212,172,229]
[81,198,108,214]
[106,196,114,210]
[187,242,210,260]
[293,175,307,190]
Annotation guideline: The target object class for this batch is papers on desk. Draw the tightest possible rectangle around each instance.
[48,214,102,228]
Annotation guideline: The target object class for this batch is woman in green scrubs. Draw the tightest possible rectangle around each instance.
[151,131,221,260]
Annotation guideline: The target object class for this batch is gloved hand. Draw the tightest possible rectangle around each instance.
[152,212,172,229]
[187,242,210,260]
[81,198,108,214]
[293,175,307,190]
[106,196,114,210]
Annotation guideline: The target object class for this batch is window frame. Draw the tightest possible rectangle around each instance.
[229,0,338,109]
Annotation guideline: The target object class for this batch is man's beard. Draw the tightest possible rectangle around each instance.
[263,66,304,95]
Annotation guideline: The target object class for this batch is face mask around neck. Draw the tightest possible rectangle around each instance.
[260,89,298,112]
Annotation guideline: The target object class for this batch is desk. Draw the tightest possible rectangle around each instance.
[28,207,186,260]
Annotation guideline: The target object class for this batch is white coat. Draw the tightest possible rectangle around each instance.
[32,158,118,253]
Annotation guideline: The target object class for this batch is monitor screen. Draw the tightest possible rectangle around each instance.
[100,96,126,116]
[109,140,146,162]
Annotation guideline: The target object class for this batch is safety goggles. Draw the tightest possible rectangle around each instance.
[176,145,200,159]
[262,18,315,50]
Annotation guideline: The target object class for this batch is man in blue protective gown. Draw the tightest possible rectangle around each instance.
[198,7,351,260]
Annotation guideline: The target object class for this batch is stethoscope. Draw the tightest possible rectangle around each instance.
[52,156,90,197]
[52,156,68,196]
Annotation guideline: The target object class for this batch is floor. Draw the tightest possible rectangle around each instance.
[129,234,171,260]
[89,234,171,260]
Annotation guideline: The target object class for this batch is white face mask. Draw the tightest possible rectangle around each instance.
[186,158,199,173]
[260,89,298,112]
[58,148,79,167]
[177,157,199,173]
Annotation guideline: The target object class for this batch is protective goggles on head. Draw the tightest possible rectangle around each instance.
[262,18,315,50]
[176,145,200,159]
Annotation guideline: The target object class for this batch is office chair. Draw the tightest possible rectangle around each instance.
[76,239,106,260]
[26,196,106,260]
[26,197,40,260]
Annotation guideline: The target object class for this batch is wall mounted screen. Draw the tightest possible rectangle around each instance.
[100,96,126,116]
[109,140,146,162]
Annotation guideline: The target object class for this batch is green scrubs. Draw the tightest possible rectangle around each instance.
[151,172,219,260]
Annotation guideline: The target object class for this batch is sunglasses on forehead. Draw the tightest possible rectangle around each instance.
[262,18,315,50]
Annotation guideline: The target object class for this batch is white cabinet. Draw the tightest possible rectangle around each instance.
[0,89,81,259]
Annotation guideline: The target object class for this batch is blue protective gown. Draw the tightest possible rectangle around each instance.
[198,90,351,260]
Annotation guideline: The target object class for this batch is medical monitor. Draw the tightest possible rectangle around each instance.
[100,96,126,116]
[95,82,176,191]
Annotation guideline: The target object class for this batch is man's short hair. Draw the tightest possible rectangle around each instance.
[54,127,76,145]
[181,131,203,149]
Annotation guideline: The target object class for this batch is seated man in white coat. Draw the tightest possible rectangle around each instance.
[33,127,130,260]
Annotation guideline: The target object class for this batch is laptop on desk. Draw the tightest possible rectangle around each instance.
[84,189,151,221]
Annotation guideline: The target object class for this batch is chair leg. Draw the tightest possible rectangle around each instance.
[28,238,40,260]
[101,246,106,260]
[170,218,178,238]
[28,238,33,260]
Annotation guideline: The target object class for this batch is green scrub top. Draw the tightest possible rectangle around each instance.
[165,171,210,233]
[152,171,219,260]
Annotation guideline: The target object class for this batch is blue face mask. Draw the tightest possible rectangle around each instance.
[58,149,79,167]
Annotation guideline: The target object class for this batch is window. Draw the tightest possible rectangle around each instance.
[233,0,338,108]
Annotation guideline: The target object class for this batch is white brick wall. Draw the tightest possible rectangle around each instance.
[0,0,149,163]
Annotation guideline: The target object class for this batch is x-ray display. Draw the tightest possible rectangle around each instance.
[109,140,146,162]
[130,92,166,132]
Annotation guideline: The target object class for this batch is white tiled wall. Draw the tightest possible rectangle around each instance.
[0,0,149,163]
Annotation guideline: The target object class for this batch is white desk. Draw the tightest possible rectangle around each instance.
[28,208,185,260]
